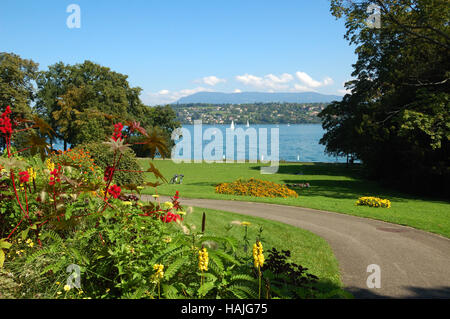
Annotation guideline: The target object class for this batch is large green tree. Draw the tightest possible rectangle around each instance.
[0,52,38,117]
[320,0,449,195]
[36,60,179,150]
[0,52,40,151]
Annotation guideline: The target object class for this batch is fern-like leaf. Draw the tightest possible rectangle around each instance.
[198,281,215,297]
[164,256,189,280]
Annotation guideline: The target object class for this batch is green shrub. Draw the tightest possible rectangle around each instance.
[75,142,144,186]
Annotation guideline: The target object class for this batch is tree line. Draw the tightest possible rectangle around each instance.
[0,53,180,156]
[319,0,449,196]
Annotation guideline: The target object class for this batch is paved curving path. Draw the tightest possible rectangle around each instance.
[149,195,450,299]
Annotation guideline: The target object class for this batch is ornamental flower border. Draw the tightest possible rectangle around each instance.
[0,105,182,252]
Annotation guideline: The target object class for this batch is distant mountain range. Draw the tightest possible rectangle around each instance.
[175,91,342,104]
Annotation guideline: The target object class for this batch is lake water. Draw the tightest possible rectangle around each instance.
[53,124,346,163]
[174,124,346,163]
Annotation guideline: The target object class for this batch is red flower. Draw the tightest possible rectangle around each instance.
[160,211,182,223]
[19,171,29,183]
[108,184,121,198]
[49,165,62,186]
[112,122,124,141]
[0,106,13,135]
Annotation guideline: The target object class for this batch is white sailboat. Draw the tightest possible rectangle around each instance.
[230,120,235,130]
[246,120,250,127]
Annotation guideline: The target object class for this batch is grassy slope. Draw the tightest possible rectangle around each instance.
[186,206,344,296]
[137,160,450,238]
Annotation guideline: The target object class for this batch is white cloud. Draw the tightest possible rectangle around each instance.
[235,72,332,92]
[197,75,226,86]
[295,72,322,88]
[235,74,263,86]
[235,73,293,90]
[323,77,334,86]
[144,71,338,105]
[265,73,294,84]
[295,71,333,89]
[291,84,311,92]
[143,87,213,105]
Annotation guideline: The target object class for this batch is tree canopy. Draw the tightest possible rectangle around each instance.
[0,52,38,117]
[34,60,179,151]
[320,0,449,195]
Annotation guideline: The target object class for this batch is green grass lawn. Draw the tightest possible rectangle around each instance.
[186,206,346,297]
[138,159,450,238]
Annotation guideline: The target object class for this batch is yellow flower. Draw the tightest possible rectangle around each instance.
[56,281,60,285]
[163,201,173,209]
[152,194,160,198]
[122,201,133,206]
[153,264,164,280]
[27,167,37,182]
[356,196,391,208]
[241,221,251,227]
[198,248,209,272]
[253,241,264,268]
[64,285,71,292]
[46,159,55,171]
[26,239,34,248]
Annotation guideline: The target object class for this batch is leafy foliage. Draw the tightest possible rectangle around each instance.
[320,0,450,196]
[35,60,180,150]
[0,57,329,300]
[75,142,144,186]
[262,248,319,299]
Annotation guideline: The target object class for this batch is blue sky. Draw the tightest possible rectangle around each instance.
[0,0,356,105]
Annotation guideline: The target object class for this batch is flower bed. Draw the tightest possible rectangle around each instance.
[216,178,298,198]
[0,105,323,300]
[356,196,391,208]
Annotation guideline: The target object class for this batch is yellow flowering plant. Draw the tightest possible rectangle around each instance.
[253,241,264,299]
[152,264,164,299]
[356,196,391,208]
[216,178,298,198]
